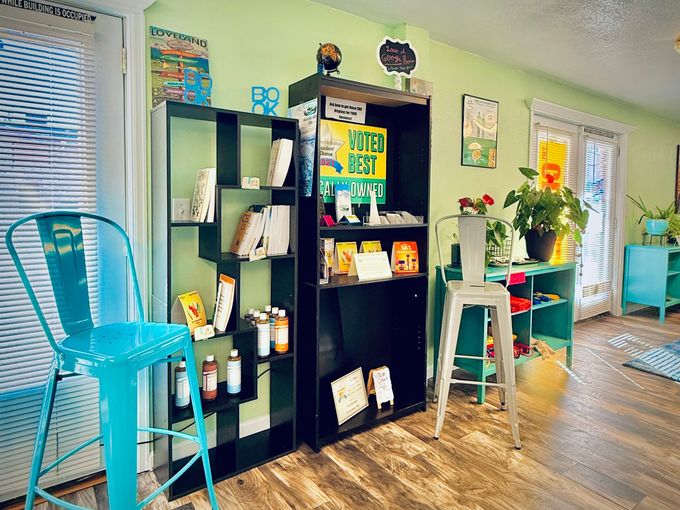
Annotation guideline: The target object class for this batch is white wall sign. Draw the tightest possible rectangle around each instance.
[325,96,366,124]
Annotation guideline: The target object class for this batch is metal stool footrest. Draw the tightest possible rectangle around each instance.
[31,427,204,509]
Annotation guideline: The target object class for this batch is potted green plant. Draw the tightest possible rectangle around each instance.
[503,167,593,261]
[627,195,674,235]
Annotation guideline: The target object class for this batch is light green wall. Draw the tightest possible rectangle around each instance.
[146,0,680,427]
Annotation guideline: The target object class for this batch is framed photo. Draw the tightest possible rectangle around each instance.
[461,94,498,169]
[330,367,369,425]
[675,145,680,212]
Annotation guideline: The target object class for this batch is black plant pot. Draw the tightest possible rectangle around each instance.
[525,228,557,261]
[450,243,461,267]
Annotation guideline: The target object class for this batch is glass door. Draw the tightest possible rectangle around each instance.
[575,128,618,319]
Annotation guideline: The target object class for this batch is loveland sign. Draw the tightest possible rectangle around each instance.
[319,120,387,204]
[376,37,418,77]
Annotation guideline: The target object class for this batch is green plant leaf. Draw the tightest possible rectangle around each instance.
[519,167,539,179]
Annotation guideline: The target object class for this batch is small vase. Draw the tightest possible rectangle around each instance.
[645,219,669,236]
[525,228,557,262]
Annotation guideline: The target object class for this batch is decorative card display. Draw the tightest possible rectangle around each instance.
[333,242,358,275]
[334,182,351,222]
[150,26,211,107]
[390,241,419,274]
[347,251,392,281]
[461,94,498,168]
[367,366,395,409]
[170,290,207,336]
[360,241,382,253]
[319,119,387,204]
[321,238,335,271]
[331,368,369,425]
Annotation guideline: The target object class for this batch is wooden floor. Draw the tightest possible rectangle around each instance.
[34,309,680,510]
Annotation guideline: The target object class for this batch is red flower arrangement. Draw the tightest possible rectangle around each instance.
[459,194,495,214]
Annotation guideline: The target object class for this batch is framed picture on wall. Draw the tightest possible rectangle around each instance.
[461,94,498,168]
[676,145,680,212]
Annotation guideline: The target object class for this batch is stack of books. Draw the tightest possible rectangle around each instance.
[230,205,290,257]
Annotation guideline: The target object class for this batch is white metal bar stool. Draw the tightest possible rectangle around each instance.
[432,214,521,448]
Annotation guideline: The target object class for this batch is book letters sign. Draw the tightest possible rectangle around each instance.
[377,37,418,89]
[319,119,387,204]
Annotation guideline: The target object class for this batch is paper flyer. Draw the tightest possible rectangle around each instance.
[288,98,318,197]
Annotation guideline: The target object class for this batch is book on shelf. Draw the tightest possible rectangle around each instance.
[170,290,207,336]
[266,138,293,187]
[230,204,290,257]
[213,274,236,332]
[190,167,216,222]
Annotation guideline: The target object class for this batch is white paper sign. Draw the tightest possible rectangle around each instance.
[347,251,393,280]
[372,367,394,404]
[325,96,366,124]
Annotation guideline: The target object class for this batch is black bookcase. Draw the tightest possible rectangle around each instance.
[151,101,298,499]
[289,75,431,451]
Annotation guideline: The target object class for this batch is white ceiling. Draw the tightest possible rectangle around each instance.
[314,0,680,122]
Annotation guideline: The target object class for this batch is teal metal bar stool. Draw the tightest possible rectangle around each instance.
[5,211,219,510]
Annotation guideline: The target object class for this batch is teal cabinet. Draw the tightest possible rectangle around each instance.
[622,244,680,323]
[434,262,576,404]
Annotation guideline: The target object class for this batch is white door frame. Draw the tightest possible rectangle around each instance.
[527,98,636,317]
[63,0,154,471]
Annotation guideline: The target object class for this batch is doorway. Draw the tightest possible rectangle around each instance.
[531,114,621,321]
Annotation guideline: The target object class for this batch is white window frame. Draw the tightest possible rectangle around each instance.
[527,98,636,317]
[62,0,154,471]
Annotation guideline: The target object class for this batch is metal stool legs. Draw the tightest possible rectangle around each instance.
[494,299,521,449]
[184,338,219,509]
[434,293,522,448]
[434,295,463,439]
[433,291,453,405]
[24,342,220,510]
[99,365,139,509]
[25,359,59,510]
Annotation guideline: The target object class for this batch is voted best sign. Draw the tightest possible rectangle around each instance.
[319,120,387,204]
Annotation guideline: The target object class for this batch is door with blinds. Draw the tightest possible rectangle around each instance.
[0,4,126,504]
[531,117,619,320]
[577,128,618,319]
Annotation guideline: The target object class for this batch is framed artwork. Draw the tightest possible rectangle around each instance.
[676,145,680,212]
[461,94,498,168]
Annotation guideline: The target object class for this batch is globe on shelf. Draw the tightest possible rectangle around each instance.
[317,43,342,75]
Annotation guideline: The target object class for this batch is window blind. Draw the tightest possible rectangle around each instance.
[0,18,102,502]
[530,118,579,264]
[578,131,617,319]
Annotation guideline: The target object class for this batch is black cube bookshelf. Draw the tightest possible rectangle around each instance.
[151,101,298,499]
[289,75,431,451]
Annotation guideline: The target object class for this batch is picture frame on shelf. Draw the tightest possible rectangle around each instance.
[331,367,369,425]
[461,94,498,169]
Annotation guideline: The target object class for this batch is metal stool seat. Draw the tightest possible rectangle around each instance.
[433,214,522,448]
[6,211,219,510]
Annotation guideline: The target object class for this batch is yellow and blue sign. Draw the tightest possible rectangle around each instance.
[319,119,387,204]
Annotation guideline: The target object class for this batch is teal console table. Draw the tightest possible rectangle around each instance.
[622,244,680,323]
[434,262,576,404]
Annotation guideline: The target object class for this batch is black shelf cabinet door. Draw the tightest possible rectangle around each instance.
[290,75,430,451]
